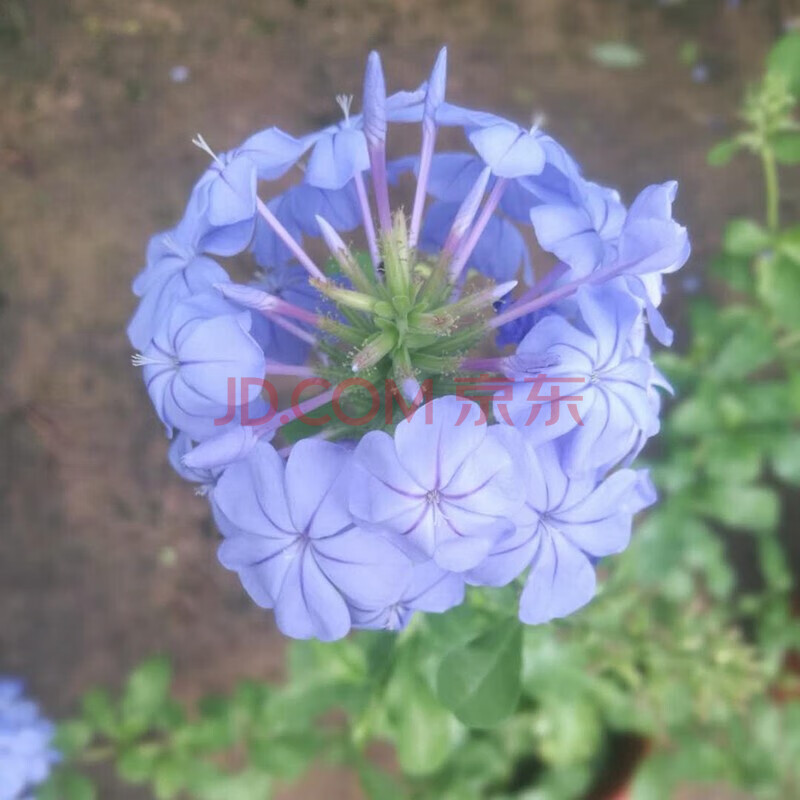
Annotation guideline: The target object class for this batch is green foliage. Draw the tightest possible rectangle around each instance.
[38,31,800,800]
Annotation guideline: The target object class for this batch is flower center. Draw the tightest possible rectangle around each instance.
[313,212,515,427]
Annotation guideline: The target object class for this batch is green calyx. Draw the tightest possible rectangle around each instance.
[313,211,510,393]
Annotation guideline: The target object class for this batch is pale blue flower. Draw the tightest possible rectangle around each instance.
[350,560,465,631]
[500,285,661,476]
[130,47,687,639]
[467,435,655,623]
[136,292,266,439]
[0,679,60,800]
[350,397,524,572]
[214,440,412,641]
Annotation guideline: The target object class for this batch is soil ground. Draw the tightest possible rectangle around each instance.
[1,1,798,797]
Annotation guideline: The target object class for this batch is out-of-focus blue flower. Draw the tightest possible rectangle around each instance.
[350,397,524,572]
[0,679,60,800]
[468,436,655,623]
[214,440,412,641]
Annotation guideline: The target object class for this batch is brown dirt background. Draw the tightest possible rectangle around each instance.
[1,0,799,797]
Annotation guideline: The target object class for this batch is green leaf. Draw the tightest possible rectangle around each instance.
[708,320,775,380]
[436,618,522,728]
[48,772,97,800]
[767,32,800,97]
[589,41,645,69]
[777,226,800,263]
[757,254,800,330]
[707,138,741,167]
[386,651,463,776]
[121,657,173,734]
[117,743,162,783]
[773,131,800,164]
[53,720,93,758]
[81,688,118,737]
[709,252,754,294]
[534,699,603,767]
[195,770,272,800]
[248,732,321,780]
[723,218,771,257]
[153,756,191,800]
[394,679,462,775]
[758,536,792,594]
[771,433,800,485]
[696,483,779,533]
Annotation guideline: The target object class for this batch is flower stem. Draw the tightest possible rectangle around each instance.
[761,146,780,233]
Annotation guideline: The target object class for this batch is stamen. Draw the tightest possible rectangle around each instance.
[442,166,492,258]
[268,313,319,346]
[363,52,392,232]
[265,361,317,378]
[490,271,590,328]
[315,215,374,293]
[448,177,509,282]
[215,283,322,327]
[191,133,224,168]
[131,352,176,368]
[354,172,381,270]
[409,47,448,248]
[336,94,354,122]
[255,198,327,283]
[259,386,337,435]
[352,330,397,372]
[530,112,547,134]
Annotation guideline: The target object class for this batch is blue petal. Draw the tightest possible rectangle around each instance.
[305,127,370,190]
[518,531,596,624]
[238,126,315,181]
[469,123,546,178]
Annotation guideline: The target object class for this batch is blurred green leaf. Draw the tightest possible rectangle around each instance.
[40,772,97,800]
[436,618,522,728]
[770,433,800,485]
[117,743,161,783]
[121,657,173,735]
[710,252,754,294]
[589,42,645,69]
[708,139,741,166]
[387,651,463,775]
[708,320,775,380]
[696,483,779,532]
[534,699,602,767]
[248,732,321,780]
[194,769,272,800]
[81,688,118,737]
[757,254,800,329]
[723,218,771,257]
[777,226,800,262]
[53,720,93,758]
[767,32,800,97]
[773,131,800,164]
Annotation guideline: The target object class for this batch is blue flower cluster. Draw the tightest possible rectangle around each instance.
[130,48,688,640]
[0,679,59,800]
